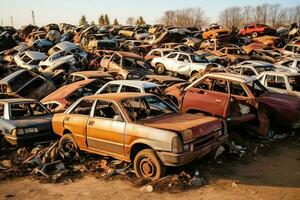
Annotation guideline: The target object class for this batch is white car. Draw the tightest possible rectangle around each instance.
[275,57,300,73]
[14,51,47,71]
[233,61,287,78]
[39,50,76,71]
[281,44,300,56]
[151,52,219,76]
[258,71,300,97]
[48,41,87,59]
[95,80,163,95]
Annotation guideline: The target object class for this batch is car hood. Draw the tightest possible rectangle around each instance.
[143,113,222,143]
[259,92,300,109]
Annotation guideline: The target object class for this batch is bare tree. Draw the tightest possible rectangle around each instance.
[286,6,300,25]
[268,4,286,28]
[219,7,243,28]
[243,6,252,25]
[126,17,135,26]
[160,8,208,29]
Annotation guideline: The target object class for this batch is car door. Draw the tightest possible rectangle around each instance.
[86,99,126,159]
[174,53,191,75]
[182,77,230,118]
[63,99,95,149]
[264,74,288,94]
[164,53,178,71]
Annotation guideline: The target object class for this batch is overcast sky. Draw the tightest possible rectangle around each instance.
[0,0,299,28]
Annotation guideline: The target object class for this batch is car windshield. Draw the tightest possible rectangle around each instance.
[162,51,173,56]
[10,102,50,119]
[123,57,149,69]
[254,65,276,74]
[190,54,208,63]
[227,49,246,55]
[288,76,300,92]
[246,80,268,97]
[122,95,176,121]
[9,71,35,92]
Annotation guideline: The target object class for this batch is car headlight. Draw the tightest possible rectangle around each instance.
[172,136,183,153]
[181,129,193,141]
[11,128,38,136]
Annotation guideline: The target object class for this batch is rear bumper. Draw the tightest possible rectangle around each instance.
[4,131,57,146]
[157,134,227,167]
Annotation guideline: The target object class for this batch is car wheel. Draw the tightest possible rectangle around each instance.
[58,134,79,161]
[134,149,166,180]
[251,32,258,38]
[155,63,166,75]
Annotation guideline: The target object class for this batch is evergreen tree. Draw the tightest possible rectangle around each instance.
[79,15,88,26]
[113,18,119,25]
[98,15,105,26]
[104,14,110,25]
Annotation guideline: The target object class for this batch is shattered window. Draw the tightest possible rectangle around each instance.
[10,102,49,119]
[195,77,213,90]
[230,82,248,97]
[100,84,120,94]
[266,75,286,89]
[288,76,300,92]
[93,100,121,119]
[122,96,175,121]
[17,77,45,97]
[70,99,94,115]
[120,85,140,93]
[212,79,228,94]
[9,71,35,92]
[0,104,4,118]
[241,68,256,76]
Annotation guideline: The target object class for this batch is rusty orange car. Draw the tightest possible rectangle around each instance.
[52,93,227,180]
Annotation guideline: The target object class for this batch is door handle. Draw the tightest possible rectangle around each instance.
[88,120,95,126]
[65,117,70,121]
[215,99,222,104]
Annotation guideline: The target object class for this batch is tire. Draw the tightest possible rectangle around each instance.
[134,149,166,180]
[58,134,79,161]
[155,63,166,75]
[251,32,258,38]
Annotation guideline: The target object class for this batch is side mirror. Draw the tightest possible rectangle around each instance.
[113,114,123,122]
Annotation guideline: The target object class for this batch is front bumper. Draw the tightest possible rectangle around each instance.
[4,131,57,146]
[157,134,227,167]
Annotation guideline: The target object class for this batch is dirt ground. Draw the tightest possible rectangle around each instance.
[0,133,299,200]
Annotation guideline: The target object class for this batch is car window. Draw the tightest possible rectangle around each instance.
[152,51,161,56]
[167,53,177,58]
[281,60,293,67]
[100,84,120,94]
[10,102,49,119]
[265,75,286,89]
[241,68,256,76]
[178,54,190,62]
[212,79,228,93]
[111,54,121,65]
[122,96,175,121]
[0,103,4,118]
[194,77,213,90]
[234,67,241,73]
[296,61,300,69]
[288,76,300,92]
[22,55,31,63]
[65,75,74,84]
[120,85,140,93]
[93,100,122,120]
[45,102,59,110]
[17,77,46,97]
[9,71,36,92]
[73,76,85,82]
[230,82,248,97]
[284,45,293,51]
[70,99,94,115]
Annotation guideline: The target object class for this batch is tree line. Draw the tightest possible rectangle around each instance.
[79,15,146,27]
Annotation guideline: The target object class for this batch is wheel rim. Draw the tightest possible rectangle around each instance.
[157,65,164,74]
[59,139,77,160]
[139,157,157,178]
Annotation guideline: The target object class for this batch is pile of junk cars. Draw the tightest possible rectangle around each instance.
[0,22,300,180]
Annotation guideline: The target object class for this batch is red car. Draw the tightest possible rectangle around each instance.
[239,23,276,38]
[166,73,300,138]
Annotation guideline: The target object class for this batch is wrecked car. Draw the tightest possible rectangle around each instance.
[48,41,87,59]
[0,69,56,100]
[0,98,55,145]
[202,24,230,40]
[212,47,250,64]
[166,73,300,137]
[41,79,105,113]
[144,48,175,62]
[258,71,300,97]
[140,75,186,87]
[275,57,300,73]
[52,93,227,180]
[80,34,117,52]
[151,51,221,77]
[63,71,114,86]
[14,50,47,71]
[100,51,153,80]
[239,23,276,38]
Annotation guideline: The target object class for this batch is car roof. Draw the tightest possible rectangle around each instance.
[23,51,47,60]
[54,41,77,50]
[115,51,142,58]
[0,98,37,104]
[71,71,112,78]
[41,79,95,102]
[84,92,153,101]
[259,71,300,76]
[150,48,174,52]
[106,80,161,88]
[204,73,256,83]
[143,75,185,82]
[241,60,273,65]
